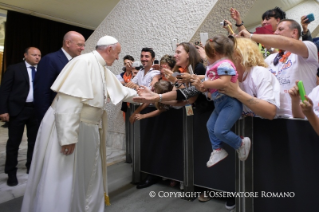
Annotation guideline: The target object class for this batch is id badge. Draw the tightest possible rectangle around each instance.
[185,104,194,116]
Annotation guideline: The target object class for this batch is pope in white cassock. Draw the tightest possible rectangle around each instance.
[21,36,137,212]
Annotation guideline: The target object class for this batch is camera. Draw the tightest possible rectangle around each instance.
[132,61,143,70]
[220,20,226,26]
[194,41,200,46]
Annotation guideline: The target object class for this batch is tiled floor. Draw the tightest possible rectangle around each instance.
[0,122,126,204]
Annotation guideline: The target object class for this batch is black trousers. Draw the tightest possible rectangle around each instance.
[5,104,39,174]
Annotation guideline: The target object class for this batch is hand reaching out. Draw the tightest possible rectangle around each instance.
[163,68,177,83]
[135,114,145,121]
[195,45,207,61]
[179,73,192,84]
[133,86,159,103]
[300,95,314,116]
[301,15,310,33]
[223,20,234,35]
[230,8,241,22]
[288,81,301,101]
[237,29,251,38]
[126,81,139,90]
[191,75,205,92]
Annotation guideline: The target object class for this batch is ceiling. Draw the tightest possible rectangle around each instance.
[0,0,312,31]
[0,0,120,30]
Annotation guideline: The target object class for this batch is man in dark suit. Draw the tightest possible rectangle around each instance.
[34,31,85,121]
[0,47,41,186]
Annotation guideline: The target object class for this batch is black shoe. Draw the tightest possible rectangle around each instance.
[136,175,159,189]
[7,173,18,187]
[225,198,235,210]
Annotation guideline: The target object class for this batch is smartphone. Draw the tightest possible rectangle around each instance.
[172,72,182,77]
[154,60,159,65]
[305,13,315,23]
[298,81,306,102]
[172,38,178,51]
[194,41,200,46]
[200,33,208,46]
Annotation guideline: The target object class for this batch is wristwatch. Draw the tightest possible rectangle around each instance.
[175,81,182,88]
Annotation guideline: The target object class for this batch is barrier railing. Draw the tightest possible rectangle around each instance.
[127,104,319,212]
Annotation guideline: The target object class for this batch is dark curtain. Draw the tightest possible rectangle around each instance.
[2,10,93,78]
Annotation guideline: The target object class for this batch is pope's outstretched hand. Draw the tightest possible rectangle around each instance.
[133,86,159,103]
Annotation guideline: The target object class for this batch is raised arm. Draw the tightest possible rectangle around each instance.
[238,30,310,58]
[230,8,246,32]
[288,81,305,118]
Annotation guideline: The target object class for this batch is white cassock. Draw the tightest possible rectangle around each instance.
[21,50,137,212]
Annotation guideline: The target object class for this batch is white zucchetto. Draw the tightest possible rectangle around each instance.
[96,36,118,46]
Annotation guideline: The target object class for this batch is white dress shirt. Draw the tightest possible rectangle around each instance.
[61,48,72,61]
[25,61,37,102]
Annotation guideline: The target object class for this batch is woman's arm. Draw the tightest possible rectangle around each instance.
[202,75,232,90]
[230,8,246,32]
[162,95,198,106]
[134,85,201,103]
[129,103,150,123]
[219,81,276,119]
[301,96,319,135]
[135,109,163,121]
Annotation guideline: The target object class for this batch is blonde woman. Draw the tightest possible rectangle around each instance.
[222,37,281,119]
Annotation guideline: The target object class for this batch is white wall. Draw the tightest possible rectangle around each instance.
[83,0,257,149]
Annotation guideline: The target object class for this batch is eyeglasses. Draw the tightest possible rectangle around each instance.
[75,43,85,48]
[69,40,85,48]
[273,50,284,66]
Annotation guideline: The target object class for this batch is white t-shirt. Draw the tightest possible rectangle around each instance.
[131,68,160,89]
[239,66,280,118]
[308,85,319,117]
[265,41,319,118]
[116,74,124,82]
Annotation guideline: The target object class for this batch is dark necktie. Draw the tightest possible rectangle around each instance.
[30,66,36,86]
[273,50,284,66]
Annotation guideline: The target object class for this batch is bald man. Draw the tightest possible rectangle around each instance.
[0,47,41,186]
[34,31,85,121]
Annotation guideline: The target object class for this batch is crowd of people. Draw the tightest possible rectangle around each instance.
[0,5,318,212]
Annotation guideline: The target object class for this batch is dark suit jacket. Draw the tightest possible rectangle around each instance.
[0,62,31,117]
[34,49,68,120]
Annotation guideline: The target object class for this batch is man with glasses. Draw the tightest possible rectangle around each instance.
[239,19,319,118]
[34,31,85,121]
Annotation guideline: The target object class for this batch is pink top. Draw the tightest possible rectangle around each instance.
[205,58,238,94]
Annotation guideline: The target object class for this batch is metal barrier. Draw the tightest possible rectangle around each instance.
[126,104,319,212]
